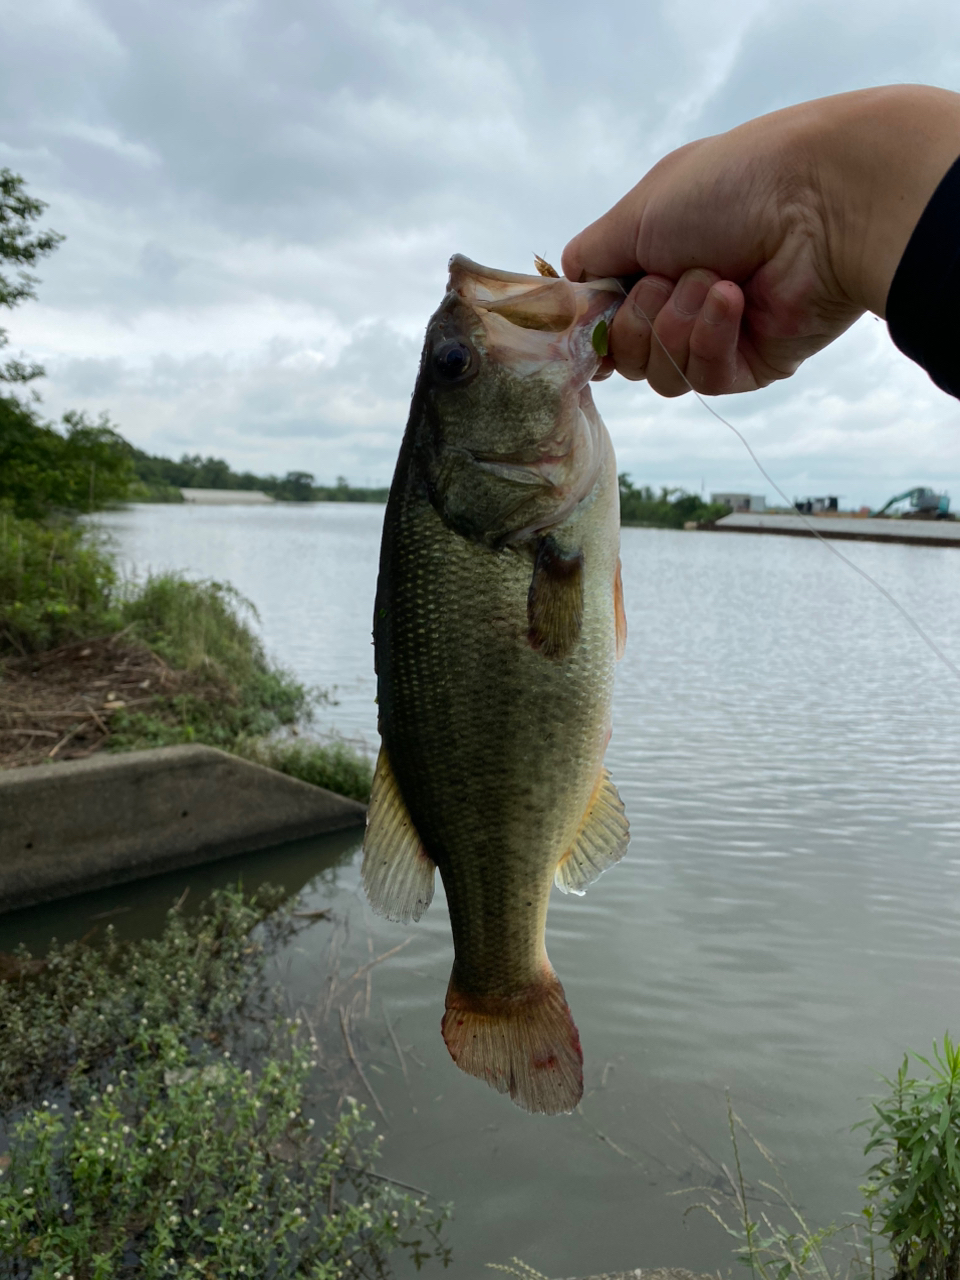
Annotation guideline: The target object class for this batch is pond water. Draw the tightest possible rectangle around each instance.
[7,502,960,1278]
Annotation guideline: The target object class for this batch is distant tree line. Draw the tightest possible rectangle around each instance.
[618,475,731,528]
[127,448,389,504]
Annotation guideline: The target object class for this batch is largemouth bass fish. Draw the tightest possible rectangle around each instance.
[362,255,629,1115]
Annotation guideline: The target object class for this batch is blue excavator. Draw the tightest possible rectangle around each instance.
[871,487,952,519]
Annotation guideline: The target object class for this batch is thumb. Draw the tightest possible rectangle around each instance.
[561,183,648,282]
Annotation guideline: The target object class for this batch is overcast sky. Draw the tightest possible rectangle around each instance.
[1,0,959,505]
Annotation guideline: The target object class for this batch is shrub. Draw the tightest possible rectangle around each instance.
[862,1035,960,1280]
[0,885,450,1278]
[107,575,313,751]
[234,736,374,804]
[0,398,133,519]
[0,506,119,653]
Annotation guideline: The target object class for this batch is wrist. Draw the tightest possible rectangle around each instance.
[810,86,960,317]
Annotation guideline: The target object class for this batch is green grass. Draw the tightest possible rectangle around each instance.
[233,736,374,804]
[0,505,119,652]
[0,884,450,1278]
[107,574,314,753]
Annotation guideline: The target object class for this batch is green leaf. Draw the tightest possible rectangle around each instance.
[591,319,609,357]
[939,1100,952,1137]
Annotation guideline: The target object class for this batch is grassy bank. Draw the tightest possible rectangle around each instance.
[0,884,449,1278]
[0,507,373,799]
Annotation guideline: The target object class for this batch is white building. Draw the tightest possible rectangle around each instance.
[711,492,766,512]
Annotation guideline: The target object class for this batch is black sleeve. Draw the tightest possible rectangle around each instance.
[886,152,960,399]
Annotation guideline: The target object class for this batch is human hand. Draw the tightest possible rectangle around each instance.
[562,86,960,397]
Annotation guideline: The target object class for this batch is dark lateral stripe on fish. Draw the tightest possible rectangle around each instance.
[527,536,585,661]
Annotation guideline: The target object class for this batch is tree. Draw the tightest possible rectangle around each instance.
[275,470,315,501]
[0,169,64,387]
[0,397,133,518]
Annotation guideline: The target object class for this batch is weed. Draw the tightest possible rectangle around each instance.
[108,575,313,751]
[0,506,119,653]
[860,1035,960,1280]
[0,885,450,1277]
[234,736,374,804]
[679,1095,871,1280]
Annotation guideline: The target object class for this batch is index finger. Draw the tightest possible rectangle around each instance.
[561,183,646,282]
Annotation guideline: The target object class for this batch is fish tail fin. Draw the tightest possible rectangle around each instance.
[441,970,583,1115]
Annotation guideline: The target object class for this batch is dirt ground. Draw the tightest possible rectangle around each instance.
[0,633,178,768]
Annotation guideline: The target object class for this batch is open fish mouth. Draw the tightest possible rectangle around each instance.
[448,254,623,369]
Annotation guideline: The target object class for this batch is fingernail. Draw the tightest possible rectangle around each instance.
[703,287,727,325]
[674,275,710,317]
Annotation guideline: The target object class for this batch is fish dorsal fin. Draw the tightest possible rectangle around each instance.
[361,748,436,923]
[555,768,629,895]
[527,536,584,661]
[614,556,627,660]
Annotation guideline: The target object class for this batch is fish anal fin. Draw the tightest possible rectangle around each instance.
[361,748,435,923]
[527,537,584,661]
[441,969,583,1115]
[614,556,627,660]
[555,767,629,895]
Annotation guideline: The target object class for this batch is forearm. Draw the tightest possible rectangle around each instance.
[806,85,960,316]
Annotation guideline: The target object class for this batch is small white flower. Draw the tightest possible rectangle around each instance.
[22,1187,33,1196]
[307,1118,315,1128]
[63,1203,70,1211]
[193,1208,200,1216]
[97,1147,105,1157]
[223,1050,230,1058]
[122,1125,130,1134]
[288,1110,297,1119]
[105,1084,113,1093]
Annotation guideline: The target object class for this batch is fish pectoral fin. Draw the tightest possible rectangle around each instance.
[442,970,583,1115]
[555,768,630,895]
[527,536,584,661]
[361,748,436,923]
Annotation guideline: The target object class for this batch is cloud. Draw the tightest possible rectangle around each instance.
[0,0,958,501]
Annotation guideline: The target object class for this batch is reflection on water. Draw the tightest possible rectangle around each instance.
[20,503,960,1277]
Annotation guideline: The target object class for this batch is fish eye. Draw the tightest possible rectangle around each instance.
[433,339,473,381]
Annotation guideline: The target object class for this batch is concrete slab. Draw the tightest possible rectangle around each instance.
[715,512,960,547]
[0,745,366,913]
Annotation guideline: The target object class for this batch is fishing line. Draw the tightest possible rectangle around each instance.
[622,290,960,684]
